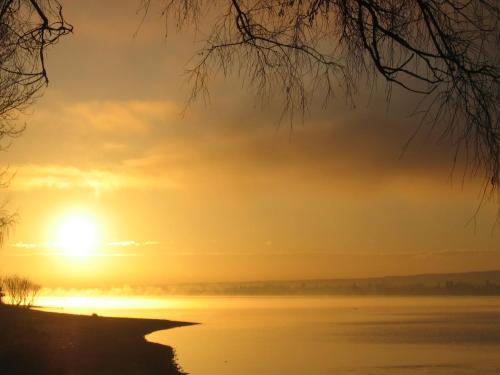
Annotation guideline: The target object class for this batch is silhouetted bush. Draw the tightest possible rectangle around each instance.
[1,275,41,307]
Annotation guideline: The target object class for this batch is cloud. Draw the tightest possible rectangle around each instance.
[109,241,159,247]
[6,107,483,199]
[8,240,157,257]
[114,109,473,194]
[11,242,39,249]
[8,164,177,193]
[65,100,178,133]
[6,88,483,198]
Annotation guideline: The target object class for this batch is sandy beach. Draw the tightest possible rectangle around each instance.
[0,305,195,374]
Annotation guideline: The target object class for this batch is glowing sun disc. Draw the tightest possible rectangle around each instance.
[54,214,100,256]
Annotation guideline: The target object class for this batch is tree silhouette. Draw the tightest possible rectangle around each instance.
[151,0,499,197]
[1,275,41,307]
[0,0,71,243]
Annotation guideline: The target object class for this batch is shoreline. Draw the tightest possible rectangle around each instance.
[0,305,196,374]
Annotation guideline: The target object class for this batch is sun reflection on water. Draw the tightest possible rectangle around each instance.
[37,295,183,315]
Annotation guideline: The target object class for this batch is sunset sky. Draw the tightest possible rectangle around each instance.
[0,0,498,288]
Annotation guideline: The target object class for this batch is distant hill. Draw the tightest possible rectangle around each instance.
[160,270,500,296]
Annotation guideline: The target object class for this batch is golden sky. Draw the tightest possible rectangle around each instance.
[0,0,499,287]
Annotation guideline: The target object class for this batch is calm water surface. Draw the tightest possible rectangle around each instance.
[40,296,500,374]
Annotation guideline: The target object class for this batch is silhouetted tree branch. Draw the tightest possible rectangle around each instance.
[151,0,499,198]
[1,0,72,134]
[0,0,71,243]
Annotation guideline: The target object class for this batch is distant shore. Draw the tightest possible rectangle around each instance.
[153,270,500,296]
[0,305,195,374]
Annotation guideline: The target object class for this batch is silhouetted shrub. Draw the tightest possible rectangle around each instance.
[1,275,41,307]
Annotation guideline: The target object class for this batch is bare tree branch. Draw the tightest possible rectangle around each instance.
[153,0,499,200]
[0,0,71,243]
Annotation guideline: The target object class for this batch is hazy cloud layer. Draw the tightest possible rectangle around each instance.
[6,95,474,196]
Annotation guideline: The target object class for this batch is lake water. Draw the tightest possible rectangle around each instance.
[39,296,500,374]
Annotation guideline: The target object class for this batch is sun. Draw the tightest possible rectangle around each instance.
[54,213,100,257]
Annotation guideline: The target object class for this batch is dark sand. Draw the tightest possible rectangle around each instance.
[0,305,195,374]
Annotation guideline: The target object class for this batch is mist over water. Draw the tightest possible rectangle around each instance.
[40,296,500,374]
